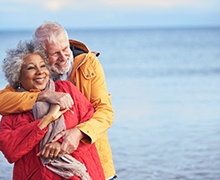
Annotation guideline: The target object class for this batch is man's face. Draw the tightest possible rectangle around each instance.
[45,34,72,75]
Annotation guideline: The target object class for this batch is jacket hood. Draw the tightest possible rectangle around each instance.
[69,40,89,57]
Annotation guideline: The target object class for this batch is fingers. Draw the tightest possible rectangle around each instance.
[36,151,41,157]
[49,105,68,121]
[60,141,69,154]
[51,129,80,155]
[39,142,61,159]
[60,138,77,154]
[51,131,65,142]
[41,91,74,110]
[58,93,74,110]
[48,148,59,159]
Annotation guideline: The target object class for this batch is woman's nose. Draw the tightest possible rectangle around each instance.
[36,67,43,74]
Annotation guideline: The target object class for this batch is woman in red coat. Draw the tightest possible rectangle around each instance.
[0,41,105,180]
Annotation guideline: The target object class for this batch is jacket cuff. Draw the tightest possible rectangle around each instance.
[77,123,97,144]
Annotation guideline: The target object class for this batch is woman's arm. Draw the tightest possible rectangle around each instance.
[0,105,65,163]
[0,115,47,163]
[38,104,67,129]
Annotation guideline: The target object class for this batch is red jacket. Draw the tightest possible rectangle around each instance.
[0,80,105,180]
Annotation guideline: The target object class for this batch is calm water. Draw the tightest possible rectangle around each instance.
[0,27,220,180]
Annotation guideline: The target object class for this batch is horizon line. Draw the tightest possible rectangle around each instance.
[0,25,220,32]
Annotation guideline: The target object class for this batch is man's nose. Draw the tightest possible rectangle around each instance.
[59,51,67,60]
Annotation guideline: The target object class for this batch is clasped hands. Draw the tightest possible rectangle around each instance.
[37,127,83,159]
[37,91,85,159]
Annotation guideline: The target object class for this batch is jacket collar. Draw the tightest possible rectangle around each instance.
[69,39,89,57]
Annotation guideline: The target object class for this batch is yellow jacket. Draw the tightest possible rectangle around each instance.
[0,40,116,179]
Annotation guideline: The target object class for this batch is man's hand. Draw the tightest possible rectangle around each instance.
[52,127,85,154]
[37,91,74,110]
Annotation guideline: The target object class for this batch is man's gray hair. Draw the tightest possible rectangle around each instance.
[32,21,69,50]
[2,40,47,88]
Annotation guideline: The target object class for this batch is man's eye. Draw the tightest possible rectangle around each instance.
[41,64,46,68]
[64,47,68,52]
[51,52,58,56]
[50,54,58,58]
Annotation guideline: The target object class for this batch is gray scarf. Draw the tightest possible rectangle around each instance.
[32,79,66,165]
[18,79,91,180]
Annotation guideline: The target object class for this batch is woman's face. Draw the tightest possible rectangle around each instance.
[19,53,50,91]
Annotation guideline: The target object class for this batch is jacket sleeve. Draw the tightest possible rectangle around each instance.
[77,55,114,144]
[0,85,39,115]
[0,115,47,163]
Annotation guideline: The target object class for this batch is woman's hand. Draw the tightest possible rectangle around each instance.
[47,104,66,121]
[37,141,61,159]
[38,104,67,129]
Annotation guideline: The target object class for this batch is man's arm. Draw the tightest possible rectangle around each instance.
[0,85,74,115]
[77,55,114,144]
[51,56,114,153]
[0,85,39,115]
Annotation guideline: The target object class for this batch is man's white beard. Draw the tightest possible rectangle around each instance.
[50,54,73,79]
[51,63,70,75]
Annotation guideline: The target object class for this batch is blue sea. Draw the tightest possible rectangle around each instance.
[0,27,220,180]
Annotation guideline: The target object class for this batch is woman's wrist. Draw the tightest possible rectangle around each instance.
[38,115,53,129]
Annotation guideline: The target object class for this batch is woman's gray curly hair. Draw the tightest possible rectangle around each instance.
[2,40,48,88]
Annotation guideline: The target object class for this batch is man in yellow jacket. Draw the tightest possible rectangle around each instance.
[0,22,116,180]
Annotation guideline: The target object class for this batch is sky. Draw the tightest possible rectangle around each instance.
[0,0,220,30]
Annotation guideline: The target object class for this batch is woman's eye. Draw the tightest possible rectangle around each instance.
[27,66,35,70]
[41,64,46,68]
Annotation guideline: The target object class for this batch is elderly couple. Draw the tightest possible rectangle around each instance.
[0,22,116,180]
